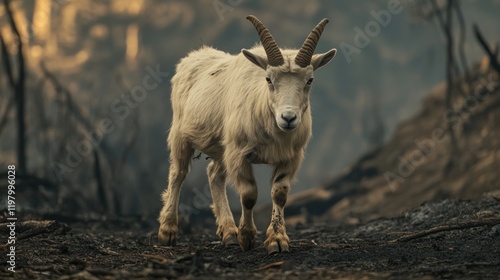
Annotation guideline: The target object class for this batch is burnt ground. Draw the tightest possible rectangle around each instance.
[1,193,499,279]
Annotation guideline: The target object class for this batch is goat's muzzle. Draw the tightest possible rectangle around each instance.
[277,110,299,132]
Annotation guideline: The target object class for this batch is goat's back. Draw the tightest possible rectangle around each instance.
[169,46,262,157]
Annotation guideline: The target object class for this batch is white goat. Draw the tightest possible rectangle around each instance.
[158,15,336,253]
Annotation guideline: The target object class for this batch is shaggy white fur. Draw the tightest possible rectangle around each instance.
[158,16,336,253]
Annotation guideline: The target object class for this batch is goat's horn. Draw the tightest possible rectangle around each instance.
[246,15,284,67]
[295,18,329,68]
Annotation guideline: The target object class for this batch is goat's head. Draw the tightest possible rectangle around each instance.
[242,15,336,132]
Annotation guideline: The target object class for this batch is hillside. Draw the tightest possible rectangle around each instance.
[265,63,500,226]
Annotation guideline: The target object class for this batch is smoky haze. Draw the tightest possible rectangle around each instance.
[0,0,498,216]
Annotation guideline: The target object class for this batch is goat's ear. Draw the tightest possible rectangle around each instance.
[242,49,268,70]
[311,48,337,70]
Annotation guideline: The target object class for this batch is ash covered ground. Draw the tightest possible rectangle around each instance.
[1,193,499,279]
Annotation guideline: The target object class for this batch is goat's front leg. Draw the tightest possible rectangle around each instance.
[265,157,302,254]
[235,161,258,251]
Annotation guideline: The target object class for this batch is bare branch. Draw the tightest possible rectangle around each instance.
[0,33,16,88]
[0,34,15,136]
[429,0,446,30]
[473,24,500,75]
[39,61,115,157]
[390,218,500,243]
[40,62,89,128]
[0,94,14,137]
[453,0,470,81]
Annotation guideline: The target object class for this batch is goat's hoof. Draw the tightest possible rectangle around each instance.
[158,225,178,246]
[222,229,239,246]
[223,234,238,246]
[217,225,239,246]
[238,225,257,251]
[265,233,290,254]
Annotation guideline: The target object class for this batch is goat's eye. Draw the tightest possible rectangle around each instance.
[306,78,314,85]
[266,77,272,85]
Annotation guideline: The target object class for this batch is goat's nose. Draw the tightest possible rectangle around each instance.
[281,112,297,124]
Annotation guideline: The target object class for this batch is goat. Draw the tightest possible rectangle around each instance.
[158,15,336,253]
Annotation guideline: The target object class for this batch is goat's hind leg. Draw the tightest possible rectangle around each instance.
[158,135,193,246]
[207,160,238,245]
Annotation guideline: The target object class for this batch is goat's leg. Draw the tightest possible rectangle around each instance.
[158,136,193,246]
[224,147,258,251]
[207,160,238,245]
[235,162,258,251]
[265,156,302,254]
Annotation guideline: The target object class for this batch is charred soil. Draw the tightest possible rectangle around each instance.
[1,194,499,279]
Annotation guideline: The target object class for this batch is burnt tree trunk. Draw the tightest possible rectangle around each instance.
[3,0,27,174]
[444,0,458,172]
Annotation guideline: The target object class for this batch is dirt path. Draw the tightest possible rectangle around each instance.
[2,195,499,279]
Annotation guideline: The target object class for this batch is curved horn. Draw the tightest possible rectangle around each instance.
[246,15,284,67]
[295,18,329,67]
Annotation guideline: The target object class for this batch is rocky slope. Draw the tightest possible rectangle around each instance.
[264,64,500,226]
